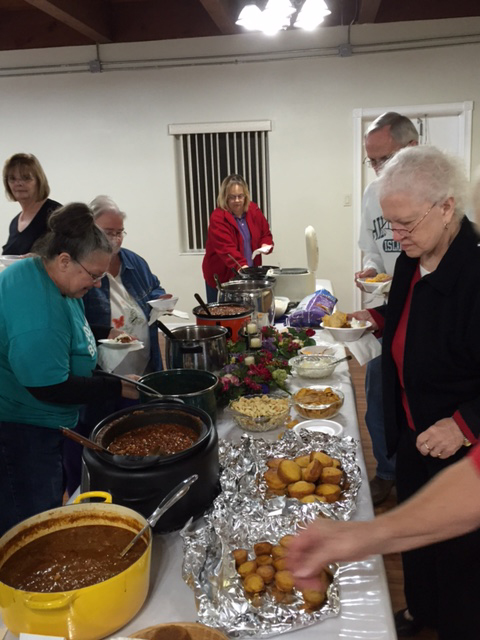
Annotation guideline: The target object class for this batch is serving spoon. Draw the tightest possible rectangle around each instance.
[120,474,198,557]
[194,293,212,316]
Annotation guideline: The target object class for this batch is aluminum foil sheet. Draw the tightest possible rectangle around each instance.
[181,430,361,637]
[219,429,362,522]
[182,507,340,637]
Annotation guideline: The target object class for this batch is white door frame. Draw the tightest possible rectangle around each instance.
[352,101,473,309]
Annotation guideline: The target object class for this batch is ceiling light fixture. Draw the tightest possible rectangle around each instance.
[236,0,331,35]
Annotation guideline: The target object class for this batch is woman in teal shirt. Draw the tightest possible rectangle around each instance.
[0,203,139,536]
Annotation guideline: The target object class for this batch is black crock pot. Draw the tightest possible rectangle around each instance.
[81,402,219,533]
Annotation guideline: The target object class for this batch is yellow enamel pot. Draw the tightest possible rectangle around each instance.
[0,492,152,640]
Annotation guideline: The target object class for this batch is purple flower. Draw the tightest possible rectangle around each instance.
[222,364,238,374]
[262,337,276,353]
[260,383,269,394]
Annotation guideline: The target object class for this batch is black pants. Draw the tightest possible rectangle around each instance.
[396,425,480,640]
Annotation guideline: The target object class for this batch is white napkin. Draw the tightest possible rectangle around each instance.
[346,332,382,366]
[148,308,190,325]
[251,244,273,260]
[97,342,144,372]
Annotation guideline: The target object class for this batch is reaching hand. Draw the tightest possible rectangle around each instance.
[354,268,377,289]
[120,374,140,399]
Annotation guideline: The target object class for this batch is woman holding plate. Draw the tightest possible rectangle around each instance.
[64,195,168,495]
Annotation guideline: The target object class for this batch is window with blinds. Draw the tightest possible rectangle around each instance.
[169,121,272,252]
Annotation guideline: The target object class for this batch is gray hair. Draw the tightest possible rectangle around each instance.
[366,112,419,147]
[377,146,467,220]
[89,195,126,220]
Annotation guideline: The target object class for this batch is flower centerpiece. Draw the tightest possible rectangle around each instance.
[217,326,316,405]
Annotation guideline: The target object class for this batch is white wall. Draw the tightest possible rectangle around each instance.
[1,18,480,314]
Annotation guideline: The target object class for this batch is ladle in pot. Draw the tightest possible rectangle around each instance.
[156,318,176,341]
[194,293,212,317]
[120,474,198,557]
[61,427,110,454]
[97,371,166,399]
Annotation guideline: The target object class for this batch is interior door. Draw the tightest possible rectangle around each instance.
[352,101,473,309]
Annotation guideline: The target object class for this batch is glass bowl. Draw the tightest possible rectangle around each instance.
[289,354,338,379]
[228,394,291,432]
[293,385,344,419]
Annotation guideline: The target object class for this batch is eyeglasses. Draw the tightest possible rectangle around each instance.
[227,194,246,201]
[103,230,127,239]
[363,154,394,170]
[7,175,34,184]
[390,202,438,237]
[76,260,107,283]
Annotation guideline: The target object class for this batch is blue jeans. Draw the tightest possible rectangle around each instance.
[365,349,396,481]
[205,282,218,303]
[0,421,65,536]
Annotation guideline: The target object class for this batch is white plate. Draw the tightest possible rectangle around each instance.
[293,419,343,436]
[98,339,144,349]
[147,296,178,312]
[357,277,391,294]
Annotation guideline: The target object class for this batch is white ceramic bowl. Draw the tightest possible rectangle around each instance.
[321,320,371,342]
[293,419,343,436]
[274,296,290,319]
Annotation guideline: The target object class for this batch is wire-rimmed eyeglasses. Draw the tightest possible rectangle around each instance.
[76,260,108,283]
[390,202,438,238]
[363,154,395,170]
[103,230,127,239]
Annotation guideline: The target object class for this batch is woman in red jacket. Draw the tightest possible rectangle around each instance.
[202,174,274,302]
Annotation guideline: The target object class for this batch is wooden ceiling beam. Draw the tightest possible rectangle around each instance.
[357,0,382,24]
[23,0,112,43]
[197,0,237,35]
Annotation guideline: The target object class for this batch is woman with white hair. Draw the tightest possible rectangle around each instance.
[83,195,166,375]
[63,195,167,495]
[290,147,480,640]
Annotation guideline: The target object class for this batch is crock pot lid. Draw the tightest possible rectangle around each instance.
[276,268,309,275]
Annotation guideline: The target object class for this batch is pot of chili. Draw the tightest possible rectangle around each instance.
[0,492,151,640]
[192,302,254,342]
[81,403,219,533]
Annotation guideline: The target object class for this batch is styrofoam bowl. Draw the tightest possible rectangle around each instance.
[320,320,371,342]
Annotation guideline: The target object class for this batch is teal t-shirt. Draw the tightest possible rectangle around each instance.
[0,257,97,428]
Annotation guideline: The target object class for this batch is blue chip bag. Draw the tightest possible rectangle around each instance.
[287,289,337,328]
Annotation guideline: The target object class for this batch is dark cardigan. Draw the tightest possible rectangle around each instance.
[375,216,480,457]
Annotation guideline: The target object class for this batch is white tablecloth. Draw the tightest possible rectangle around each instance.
[1,279,397,640]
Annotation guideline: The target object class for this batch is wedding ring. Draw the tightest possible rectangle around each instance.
[423,442,430,451]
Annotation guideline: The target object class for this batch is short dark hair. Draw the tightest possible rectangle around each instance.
[35,202,112,262]
[366,112,419,147]
[3,153,50,201]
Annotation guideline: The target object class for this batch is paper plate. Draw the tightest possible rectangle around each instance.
[293,419,343,436]
[147,296,178,311]
[98,339,143,349]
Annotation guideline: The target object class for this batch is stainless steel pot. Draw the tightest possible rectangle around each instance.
[165,325,228,372]
[218,279,276,328]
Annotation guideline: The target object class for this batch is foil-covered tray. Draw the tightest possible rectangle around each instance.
[182,505,340,638]
[181,431,361,637]
[219,428,361,521]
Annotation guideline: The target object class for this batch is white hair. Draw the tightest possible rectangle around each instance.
[89,195,126,220]
[377,146,467,220]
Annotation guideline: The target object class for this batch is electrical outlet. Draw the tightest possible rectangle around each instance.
[344,195,351,207]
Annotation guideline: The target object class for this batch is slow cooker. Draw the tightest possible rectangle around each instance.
[192,302,254,342]
[81,403,219,533]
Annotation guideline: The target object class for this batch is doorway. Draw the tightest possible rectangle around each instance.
[352,101,473,309]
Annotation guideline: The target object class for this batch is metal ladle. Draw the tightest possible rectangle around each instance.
[120,474,198,557]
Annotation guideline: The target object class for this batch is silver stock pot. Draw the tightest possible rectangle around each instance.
[218,279,276,328]
[165,325,228,372]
